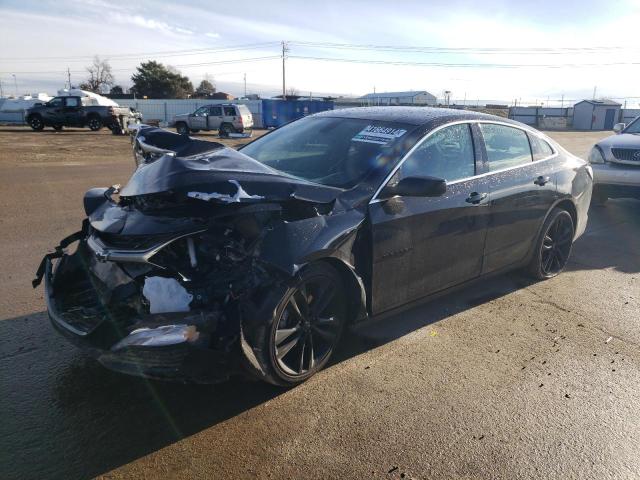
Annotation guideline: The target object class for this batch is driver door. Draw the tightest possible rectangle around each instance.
[189,106,209,130]
[368,122,490,314]
[44,97,65,125]
[63,97,81,126]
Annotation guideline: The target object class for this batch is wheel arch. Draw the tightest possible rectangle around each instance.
[313,257,368,325]
[526,197,578,264]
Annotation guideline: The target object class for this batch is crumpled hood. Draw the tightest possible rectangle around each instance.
[597,133,640,148]
[120,146,341,204]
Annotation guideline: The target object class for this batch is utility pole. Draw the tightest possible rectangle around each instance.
[560,94,564,109]
[12,74,17,96]
[281,41,288,99]
[243,73,247,97]
[67,67,71,89]
[592,86,597,100]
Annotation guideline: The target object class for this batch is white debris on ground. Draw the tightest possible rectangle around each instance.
[142,277,193,314]
[188,179,264,203]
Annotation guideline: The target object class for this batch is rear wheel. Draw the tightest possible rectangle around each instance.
[28,115,44,131]
[248,263,347,387]
[527,208,574,280]
[176,122,189,135]
[219,123,234,138]
[87,116,102,131]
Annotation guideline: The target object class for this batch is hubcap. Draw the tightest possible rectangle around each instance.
[273,277,341,377]
[540,214,573,275]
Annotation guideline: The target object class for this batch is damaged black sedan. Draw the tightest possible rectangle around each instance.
[34,107,593,386]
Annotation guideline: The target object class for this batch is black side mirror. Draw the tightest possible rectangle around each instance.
[382,176,447,198]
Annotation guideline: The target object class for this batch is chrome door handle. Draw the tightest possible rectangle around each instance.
[465,192,488,204]
[534,176,550,186]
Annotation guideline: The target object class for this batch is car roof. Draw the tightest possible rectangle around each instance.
[313,106,521,128]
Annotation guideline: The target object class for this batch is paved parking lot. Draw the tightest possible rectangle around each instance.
[1,127,638,479]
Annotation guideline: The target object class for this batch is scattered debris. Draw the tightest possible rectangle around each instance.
[142,276,193,314]
[605,336,613,343]
[188,179,264,203]
[565,393,571,399]
[388,466,399,474]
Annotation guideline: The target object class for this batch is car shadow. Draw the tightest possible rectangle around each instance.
[1,200,637,480]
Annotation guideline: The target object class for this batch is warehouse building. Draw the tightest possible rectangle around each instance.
[360,90,437,106]
[572,99,622,130]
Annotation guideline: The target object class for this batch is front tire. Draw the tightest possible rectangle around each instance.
[527,208,574,280]
[176,122,189,135]
[28,115,44,131]
[87,116,102,131]
[248,263,347,387]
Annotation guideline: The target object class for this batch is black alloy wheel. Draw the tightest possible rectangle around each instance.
[268,264,346,385]
[29,116,44,131]
[87,117,102,131]
[528,208,574,279]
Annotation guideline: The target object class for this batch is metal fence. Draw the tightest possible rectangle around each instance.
[117,99,264,128]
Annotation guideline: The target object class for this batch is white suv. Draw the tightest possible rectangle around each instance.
[172,103,254,137]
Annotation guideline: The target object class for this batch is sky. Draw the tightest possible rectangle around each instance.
[1,0,639,106]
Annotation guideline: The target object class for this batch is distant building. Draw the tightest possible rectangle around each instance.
[573,99,621,130]
[360,90,437,106]
[211,92,235,100]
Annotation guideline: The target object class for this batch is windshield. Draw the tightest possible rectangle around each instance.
[240,116,415,188]
[624,117,640,134]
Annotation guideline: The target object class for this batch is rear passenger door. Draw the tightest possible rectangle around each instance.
[208,106,223,130]
[479,123,558,274]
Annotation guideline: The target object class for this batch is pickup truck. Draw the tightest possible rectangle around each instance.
[25,96,137,133]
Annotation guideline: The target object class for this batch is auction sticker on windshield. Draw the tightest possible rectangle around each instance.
[352,125,408,145]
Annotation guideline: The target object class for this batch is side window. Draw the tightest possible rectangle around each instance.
[209,106,222,116]
[223,106,236,116]
[398,123,475,182]
[48,97,64,107]
[193,106,208,116]
[528,133,554,161]
[480,124,532,171]
[65,97,79,107]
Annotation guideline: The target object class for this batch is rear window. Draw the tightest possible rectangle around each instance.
[480,124,532,171]
[528,134,554,161]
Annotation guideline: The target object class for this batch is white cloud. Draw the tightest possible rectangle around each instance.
[109,13,193,36]
[205,32,220,39]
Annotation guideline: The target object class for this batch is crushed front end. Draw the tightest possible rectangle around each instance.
[37,203,282,383]
[33,126,368,383]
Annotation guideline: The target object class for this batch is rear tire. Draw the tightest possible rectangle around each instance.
[87,116,102,131]
[527,208,574,280]
[28,115,44,131]
[219,123,234,138]
[176,122,189,135]
[245,262,347,387]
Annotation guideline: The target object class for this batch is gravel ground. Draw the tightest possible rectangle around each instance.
[0,126,638,480]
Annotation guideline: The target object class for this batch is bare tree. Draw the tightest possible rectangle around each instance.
[286,87,299,97]
[81,56,114,93]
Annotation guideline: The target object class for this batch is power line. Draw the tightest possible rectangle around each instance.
[0,56,281,75]
[0,42,281,62]
[289,41,638,55]
[289,55,640,69]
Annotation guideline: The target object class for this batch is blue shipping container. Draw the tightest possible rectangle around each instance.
[261,99,334,128]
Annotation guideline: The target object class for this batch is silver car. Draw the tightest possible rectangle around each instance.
[588,117,640,204]
[171,103,253,137]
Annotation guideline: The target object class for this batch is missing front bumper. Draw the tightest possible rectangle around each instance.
[40,243,239,383]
